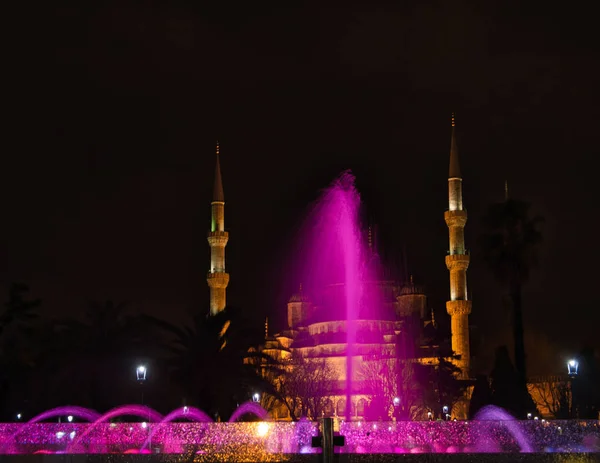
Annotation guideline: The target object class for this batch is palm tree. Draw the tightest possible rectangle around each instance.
[34,300,146,412]
[0,283,40,337]
[479,197,543,390]
[143,307,281,420]
[0,283,41,419]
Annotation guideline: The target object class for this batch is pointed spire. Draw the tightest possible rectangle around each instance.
[431,308,436,327]
[402,244,409,284]
[449,113,461,179]
[504,180,509,201]
[213,141,225,202]
[265,316,269,339]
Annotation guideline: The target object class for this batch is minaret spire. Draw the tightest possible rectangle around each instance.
[213,141,225,203]
[449,113,461,179]
[444,115,472,379]
[207,141,230,316]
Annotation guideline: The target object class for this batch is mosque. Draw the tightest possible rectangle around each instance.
[206,117,473,420]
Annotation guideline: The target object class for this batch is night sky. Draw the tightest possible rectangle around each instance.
[3,2,599,375]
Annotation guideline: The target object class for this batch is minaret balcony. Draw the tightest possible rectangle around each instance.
[207,271,230,287]
[444,210,467,227]
[446,300,472,316]
[446,249,470,255]
[207,231,229,246]
[445,254,470,270]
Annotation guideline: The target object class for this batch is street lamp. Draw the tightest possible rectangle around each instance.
[136,365,147,381]
[67,415,73,423]
[567,359,578,377]
[136,365,147,407]
[252,393,261,403]
[442,405,449,421]
[567,359,578,418]
[392,397,400,421]
[16,413,22,421]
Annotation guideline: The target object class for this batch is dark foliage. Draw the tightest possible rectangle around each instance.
[479,198,543,396]
[468,375,492,419]
[141,306,280,421]
[572,346,600,419]
[489,346,537,419]
[0,284,41,420]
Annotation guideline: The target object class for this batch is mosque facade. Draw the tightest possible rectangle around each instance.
[207,119,473,420]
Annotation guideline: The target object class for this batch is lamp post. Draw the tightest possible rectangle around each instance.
[392,397,400,421]
[136,365,147,404]
[567,359,578,377]
[136,365,151,450]
[442,405,449,421]
[567,359,578,418]
[252,392,261,403]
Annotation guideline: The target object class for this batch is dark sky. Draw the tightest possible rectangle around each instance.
[3,1,599,375]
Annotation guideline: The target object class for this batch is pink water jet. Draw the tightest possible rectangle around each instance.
[140,406,213,452]
[67,405,162,453]
[0,406,100,453]
[228,401,269,422]
[292,171,388,421]
[473,405,534,453]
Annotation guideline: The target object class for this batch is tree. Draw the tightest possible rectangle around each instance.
[360,358,397,420]
[0,284,41,419]
[418,357,468,419]
[468,375,493,419]
[30,300,146,412]
[527,377,570,419]
[572,347,600,419]
[359,355,467,420]
[0,283,40,337]
[479,198,543,390]
[144,307,280,420]
[275,352,337,420]
[489,345,537,418]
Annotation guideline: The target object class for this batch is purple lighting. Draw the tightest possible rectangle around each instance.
[294,171,389,420]
[0,405,597,455]
[228,402,269,422]
[68,405,163,453]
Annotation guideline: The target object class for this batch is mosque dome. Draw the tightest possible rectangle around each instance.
[289,284,310,303]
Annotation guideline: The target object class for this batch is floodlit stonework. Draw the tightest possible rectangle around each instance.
[248,118,473,421]
[207,142,229,316]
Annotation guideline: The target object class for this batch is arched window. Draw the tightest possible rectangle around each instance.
[357,398,367,416]
[324,399,334,417]
[336,399,346,416]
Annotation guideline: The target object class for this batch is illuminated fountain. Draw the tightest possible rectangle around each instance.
[292,171,390,421]
[0,174,598,460]
[0,404,597,457]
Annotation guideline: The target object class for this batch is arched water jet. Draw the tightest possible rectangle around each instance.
[0,406,100,454]
[67,405,162,453]
[228,402,269,422]
[474,405,533,452]
[140,406,212,452]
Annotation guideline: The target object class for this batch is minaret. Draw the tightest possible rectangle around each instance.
[444,114,472,379]
[207,142,230,316]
